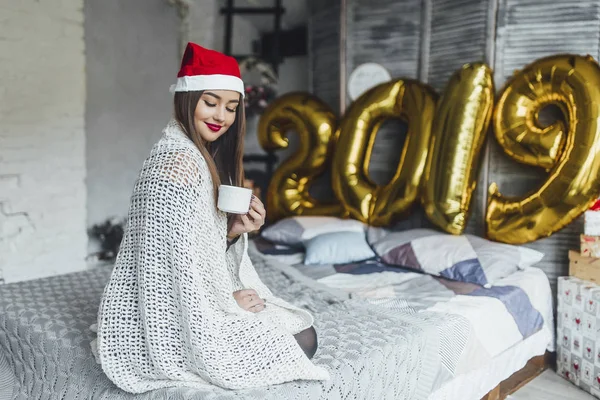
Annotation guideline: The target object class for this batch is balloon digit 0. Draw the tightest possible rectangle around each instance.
[331,79,438,225]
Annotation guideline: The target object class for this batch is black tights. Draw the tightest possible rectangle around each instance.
[294,326,318,359]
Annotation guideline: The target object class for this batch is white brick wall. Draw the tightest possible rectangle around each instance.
[0,0,87,283]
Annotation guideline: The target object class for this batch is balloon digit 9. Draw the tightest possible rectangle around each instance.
[258,92,344,221]
[487,55,600,243]
[422,63,494,234]
[332,80,438,225]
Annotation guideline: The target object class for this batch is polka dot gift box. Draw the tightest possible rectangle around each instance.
[557,276,600,397]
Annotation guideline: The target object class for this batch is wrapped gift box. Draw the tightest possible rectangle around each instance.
[557,276,600,397]
[582,235,600,258]
[570,251,600,284]
[585,200,600,236]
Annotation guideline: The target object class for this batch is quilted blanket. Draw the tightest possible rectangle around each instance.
[268,246,555,378]
[0,242,470,400]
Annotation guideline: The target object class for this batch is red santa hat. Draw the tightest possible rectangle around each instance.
[170,42,245,97]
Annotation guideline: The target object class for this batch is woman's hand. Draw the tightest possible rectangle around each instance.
[233,289,265,313]
[227,195,266,241]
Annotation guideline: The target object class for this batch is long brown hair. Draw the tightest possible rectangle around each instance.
[173,91,246,201]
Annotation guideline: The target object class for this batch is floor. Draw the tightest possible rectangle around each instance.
[509,370,596,400]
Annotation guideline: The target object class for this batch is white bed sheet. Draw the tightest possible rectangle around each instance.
[429,327,552,400]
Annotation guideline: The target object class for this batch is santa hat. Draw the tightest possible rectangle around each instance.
[170,42,245,97]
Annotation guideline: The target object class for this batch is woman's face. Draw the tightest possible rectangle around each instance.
[194,90,240,142]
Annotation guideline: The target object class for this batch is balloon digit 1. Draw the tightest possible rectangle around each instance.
[422,63,495,234]
[487,54,600,243]
[257,92,344,221]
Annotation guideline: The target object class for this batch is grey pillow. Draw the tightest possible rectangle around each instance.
[304,231,376,265]
[261,216,366,247]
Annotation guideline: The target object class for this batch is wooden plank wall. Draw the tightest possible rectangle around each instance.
[307,1,341,113]
[308,0,600,296]
[426,0,493,91]
[304,1,342,200]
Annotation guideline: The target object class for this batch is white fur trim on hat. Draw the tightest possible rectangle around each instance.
[169,74,245,97]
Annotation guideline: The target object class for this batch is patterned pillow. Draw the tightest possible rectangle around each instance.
[370,228,544,286]
[303,231,376,265]
[261,216,366,247]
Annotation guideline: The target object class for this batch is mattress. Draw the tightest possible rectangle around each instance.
[429,327,552,399]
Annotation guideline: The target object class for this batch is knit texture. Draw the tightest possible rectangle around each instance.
[95,120,330,393]
[0,241,449,399]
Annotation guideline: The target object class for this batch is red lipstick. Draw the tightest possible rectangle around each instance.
[205,122,222,132]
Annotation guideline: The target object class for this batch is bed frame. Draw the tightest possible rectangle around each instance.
[481,351,554,400]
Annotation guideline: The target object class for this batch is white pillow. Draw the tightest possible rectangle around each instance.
[261,216,366,247]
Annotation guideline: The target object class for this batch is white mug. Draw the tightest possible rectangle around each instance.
[217,185,252,214]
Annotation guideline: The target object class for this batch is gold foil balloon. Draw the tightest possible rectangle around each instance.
[423,63,494,234]
[258,92,344,221]
[487,54,600,244]
[494,66,568,170]
[331,79,438,225]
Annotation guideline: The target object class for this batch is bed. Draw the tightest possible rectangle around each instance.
[0,224,554,400]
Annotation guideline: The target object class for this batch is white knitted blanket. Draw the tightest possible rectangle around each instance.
[95,120,330,393]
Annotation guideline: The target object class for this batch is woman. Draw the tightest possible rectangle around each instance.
[93,43,329,393]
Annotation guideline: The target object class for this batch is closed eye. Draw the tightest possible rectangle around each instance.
[226,107,236,113]
[204,101,216,107]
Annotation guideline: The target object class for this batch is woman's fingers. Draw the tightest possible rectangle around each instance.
[233,290,266,312]
[245,296,265,312]
[228,197,266,237]
[240,214,255,230]
[251,197,266,218]
[248,208,263,224]
[248,198,265,228]
[242,291,261,305]
[244,293,263,305]
[248,303,265,313]
[243,293,257,302]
